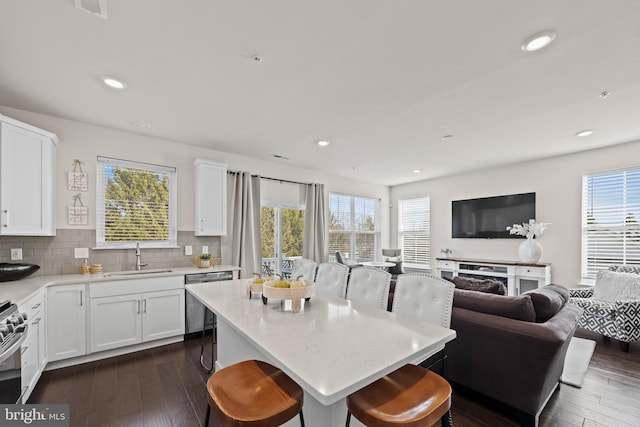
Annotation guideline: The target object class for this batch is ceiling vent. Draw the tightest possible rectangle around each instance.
[74,0,108,19]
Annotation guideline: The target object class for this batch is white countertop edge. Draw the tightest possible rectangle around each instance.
[2,265,241,306]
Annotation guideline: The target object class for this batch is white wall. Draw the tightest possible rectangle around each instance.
[0,106,390,249]
[391,139,640,287]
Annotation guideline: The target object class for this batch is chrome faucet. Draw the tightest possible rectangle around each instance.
[135,242,147,271]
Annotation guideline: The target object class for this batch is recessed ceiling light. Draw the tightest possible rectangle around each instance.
[251,55,263,63]
[576,129,594,137]
[102,76,127,90]
[271,154,289,160]
[521,30,557,52]
[441,134,454,141]
[413,169,421,174]
[599,91,611,98]
[317,140,330,147]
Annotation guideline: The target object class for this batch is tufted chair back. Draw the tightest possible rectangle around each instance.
[314,262,350,299]
[345,267,391,310]
[391,273,455,328]
[291,258,317,282]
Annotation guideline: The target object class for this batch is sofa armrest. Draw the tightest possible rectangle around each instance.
[614,299,640,342]
[444,303,583,415]
[568,287,594,298]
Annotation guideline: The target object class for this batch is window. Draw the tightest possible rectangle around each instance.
[582,168,640,281]
[398,197,430,268]
[96,157,177,248]
[260,203,304,277]
[328,193,379,262]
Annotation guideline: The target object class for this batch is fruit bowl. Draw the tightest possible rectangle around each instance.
[262,279,314,312]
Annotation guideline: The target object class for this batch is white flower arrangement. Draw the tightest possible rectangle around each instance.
[506,219,550,239]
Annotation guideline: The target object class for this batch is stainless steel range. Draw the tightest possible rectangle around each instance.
[0,300,28,404]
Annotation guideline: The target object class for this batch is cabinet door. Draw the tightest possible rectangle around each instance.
[0,122,56,236]
[90,294,142,353]
[47,284,86,362]
[194,160,227,236]
[142,289,185,342]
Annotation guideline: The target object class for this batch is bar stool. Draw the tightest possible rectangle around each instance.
[204,359,305,427]
[346,364,452,427]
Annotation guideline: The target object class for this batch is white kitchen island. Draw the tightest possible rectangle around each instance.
[186,280,456,427]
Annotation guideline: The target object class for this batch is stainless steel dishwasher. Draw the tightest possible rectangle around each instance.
[185,270,233,372]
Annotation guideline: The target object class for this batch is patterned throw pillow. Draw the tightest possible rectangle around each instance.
[593,270,640,302]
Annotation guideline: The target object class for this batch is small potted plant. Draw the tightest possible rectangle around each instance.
[440,248,453,258]
[194,253,213,268]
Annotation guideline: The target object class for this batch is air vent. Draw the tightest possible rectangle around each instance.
[74,0,108,19]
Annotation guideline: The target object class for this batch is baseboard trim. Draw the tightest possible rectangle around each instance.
[45,336,184,371]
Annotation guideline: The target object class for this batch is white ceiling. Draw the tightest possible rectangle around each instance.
[2,0,640,186]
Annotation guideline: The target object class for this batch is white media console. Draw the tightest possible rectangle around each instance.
[436,257,551,296]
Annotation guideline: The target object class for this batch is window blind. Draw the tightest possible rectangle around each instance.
[398,197,430,268]
[582,168,640,281]
[328,193,379,261]
[96,156,177,248]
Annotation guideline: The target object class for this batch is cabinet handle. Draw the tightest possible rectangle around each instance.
[33,318,41,325]
[31,303,41,310]
[200,219,204,231]
[79,290,83,306]
[3,210,7,227]
[137,300,141,314]
[143,299,147,313]
[21,346,28,355]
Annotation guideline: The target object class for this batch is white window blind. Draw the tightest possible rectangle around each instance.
[582,168,640,281]
[398,197,430,268]
[328,193,379,261]
[96,157,177,248]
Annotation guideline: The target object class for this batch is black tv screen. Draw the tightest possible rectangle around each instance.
[452,193,536,238]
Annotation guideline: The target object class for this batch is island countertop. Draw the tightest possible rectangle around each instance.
[186,279,456,407]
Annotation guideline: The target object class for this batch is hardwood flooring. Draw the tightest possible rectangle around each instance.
[29,329,640,427]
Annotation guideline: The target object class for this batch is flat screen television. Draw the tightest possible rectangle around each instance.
[452,192,536,238]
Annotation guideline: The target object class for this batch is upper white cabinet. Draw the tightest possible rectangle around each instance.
[0,114,58,236]
[194,159,227,236]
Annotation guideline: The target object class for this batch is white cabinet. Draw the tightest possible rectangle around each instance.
[0,114,58,236]
[194,159,227,236]
[47,284,87,362]
[19,290,46,403]
[89,276,185,353]
[515,266,551,294]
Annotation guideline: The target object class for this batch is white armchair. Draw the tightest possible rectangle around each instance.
[314,262,349,299]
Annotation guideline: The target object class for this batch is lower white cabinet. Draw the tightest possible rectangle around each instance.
[19,290,46,403]
[89,277,185,353]
[47,284,87,362]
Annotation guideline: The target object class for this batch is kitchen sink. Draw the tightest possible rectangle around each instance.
[103,269,173,277]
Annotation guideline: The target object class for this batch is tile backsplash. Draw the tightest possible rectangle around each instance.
[0,229,221,276]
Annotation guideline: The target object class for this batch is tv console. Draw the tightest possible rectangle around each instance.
[435,257,551,296]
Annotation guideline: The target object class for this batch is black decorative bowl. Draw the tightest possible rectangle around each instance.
[0,263,41,282]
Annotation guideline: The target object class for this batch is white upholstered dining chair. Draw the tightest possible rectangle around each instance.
[314,262,350,299]
[291,258,317,282]
[345,267,391,310]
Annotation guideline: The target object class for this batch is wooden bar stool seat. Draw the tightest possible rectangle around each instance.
[204,359,305,427]
[346,364,452,427]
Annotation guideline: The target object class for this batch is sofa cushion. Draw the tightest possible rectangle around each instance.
[593,270,640,303]
[453,289,536,322]
[524,285,568,322]
[447,276,506,295]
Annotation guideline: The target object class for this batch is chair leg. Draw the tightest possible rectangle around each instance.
[203,405,210,427]
[345,410,351,427]
[619,341,630,352]
[299,410,306,427]
[440,409,453,427]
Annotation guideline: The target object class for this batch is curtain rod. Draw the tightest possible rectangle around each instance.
[227,170,311,186]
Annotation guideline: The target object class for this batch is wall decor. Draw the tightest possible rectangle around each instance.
[68,193,88,225]
[67,159,88,191]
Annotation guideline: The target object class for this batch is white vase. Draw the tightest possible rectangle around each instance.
[518,238,542,263]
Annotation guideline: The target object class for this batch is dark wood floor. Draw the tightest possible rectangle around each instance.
[30,329,640,427]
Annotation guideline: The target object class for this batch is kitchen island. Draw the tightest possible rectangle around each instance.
[186,279,456,427]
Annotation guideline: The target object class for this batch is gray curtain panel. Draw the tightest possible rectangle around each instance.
[303,183,326,263]
[228,172,261,279]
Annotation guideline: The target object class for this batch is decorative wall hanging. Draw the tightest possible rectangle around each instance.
[68,193,88,225]
[67,159,88,191]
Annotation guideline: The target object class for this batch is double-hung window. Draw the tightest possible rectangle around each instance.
[398,196,430,268]
[96,156,177,248]
[582,168,640,282]
[328,193,379,262]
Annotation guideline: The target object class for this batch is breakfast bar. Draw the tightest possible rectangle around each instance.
[186,279,456,427]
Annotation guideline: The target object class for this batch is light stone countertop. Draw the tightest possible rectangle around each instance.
[186,279,456,406]
[0,265,241,306]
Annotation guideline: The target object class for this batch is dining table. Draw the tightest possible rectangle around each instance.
[186,279,456,427]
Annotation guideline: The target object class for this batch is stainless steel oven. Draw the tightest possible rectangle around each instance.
[0,300,28,404]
